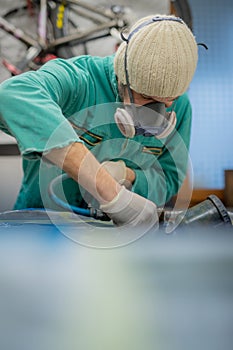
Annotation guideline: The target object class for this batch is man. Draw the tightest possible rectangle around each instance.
[0,14,198,229]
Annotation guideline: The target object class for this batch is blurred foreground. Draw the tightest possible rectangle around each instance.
[0,221,233,350]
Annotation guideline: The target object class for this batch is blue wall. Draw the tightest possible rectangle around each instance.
[188,0,233,188]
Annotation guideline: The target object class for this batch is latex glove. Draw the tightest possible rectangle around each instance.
[100,186,159,230]
[101,160,131,189]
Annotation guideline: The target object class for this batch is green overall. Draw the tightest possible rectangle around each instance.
[0,55,192,210]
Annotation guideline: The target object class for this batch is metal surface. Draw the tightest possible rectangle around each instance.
[161,195,233,231]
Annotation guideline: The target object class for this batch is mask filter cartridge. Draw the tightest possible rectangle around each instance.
[114,102,177,138]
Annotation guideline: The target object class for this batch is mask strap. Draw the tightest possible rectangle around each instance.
[124,44,134,104]
[197,42,208,50]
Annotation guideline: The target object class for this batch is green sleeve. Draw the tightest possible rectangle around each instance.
[0,59,84,159]
[131,93,192,207]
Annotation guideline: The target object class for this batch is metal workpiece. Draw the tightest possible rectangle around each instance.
[161,195,233,232]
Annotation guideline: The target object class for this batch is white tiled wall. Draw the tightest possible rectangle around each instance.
[188,0,233,189]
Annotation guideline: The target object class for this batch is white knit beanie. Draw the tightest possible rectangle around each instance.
[114,14,198,98]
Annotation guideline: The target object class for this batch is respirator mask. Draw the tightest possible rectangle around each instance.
[114,101,177,139]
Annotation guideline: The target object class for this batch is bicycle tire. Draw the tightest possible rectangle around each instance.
[170,0,193,30]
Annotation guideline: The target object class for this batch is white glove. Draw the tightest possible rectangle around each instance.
[100,186,159,231]
[101,160,131,189]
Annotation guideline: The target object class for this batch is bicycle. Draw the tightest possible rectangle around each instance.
[0,0,134,75]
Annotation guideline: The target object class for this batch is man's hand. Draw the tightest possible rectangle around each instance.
[100,186,159,230]
[101,160,135,189]
[45,143,158,231]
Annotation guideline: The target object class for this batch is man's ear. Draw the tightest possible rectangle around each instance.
[118,82,127,102]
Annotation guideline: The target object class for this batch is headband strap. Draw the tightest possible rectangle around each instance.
[121,16,183,43]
